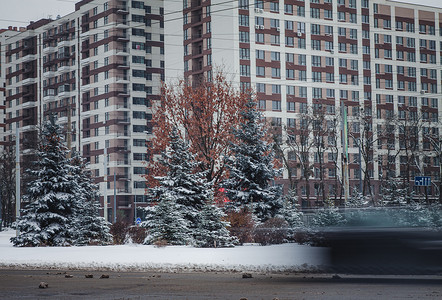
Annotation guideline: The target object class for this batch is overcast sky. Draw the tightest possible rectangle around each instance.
[0,0,442,30]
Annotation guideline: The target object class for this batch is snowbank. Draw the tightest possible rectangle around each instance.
[0,229,328,273]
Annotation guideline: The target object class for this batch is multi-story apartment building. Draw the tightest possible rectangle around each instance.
[0,0,164,221]
[165,0,442,207]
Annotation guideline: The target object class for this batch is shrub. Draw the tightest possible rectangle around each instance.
[224,208,255,244]
[254,217,289,245]
[128,226,147,244]
[110,219,129,245]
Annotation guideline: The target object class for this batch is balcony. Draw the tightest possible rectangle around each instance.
[57,65,71,73]
[57,116,68,123]
[116,61,130,69]
[43,70,56,78]
[116,20,129,29]
[81,84,91,92]
[117,117,131,124]
[116,47,130,56]
[43,94,56,102]
[22,54,36,62]
[116,75,130,83]
[116,33,130,42]
[116,145,131,152]
[22,101,36,108]
[117,188,131,194]
[43,46,57,54]
[22,125,37,132]
[117,130,131,137]
[57,40,71,47]
[81,57,90,66]
[116,4,129,14]
[116,159,131,166]
[22,77,36,85]
[80,31,90,40]
[117,89,130,97]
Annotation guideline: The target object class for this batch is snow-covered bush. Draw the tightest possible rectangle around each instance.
[311,208,346,227]
[253,217,289,245]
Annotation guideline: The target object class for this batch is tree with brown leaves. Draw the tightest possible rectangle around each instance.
[149,74,249,188]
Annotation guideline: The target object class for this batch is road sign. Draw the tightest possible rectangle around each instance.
[136,217,142,225]
[414,176,431,187]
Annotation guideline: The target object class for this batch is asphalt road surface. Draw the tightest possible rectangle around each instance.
[0,269,441,299]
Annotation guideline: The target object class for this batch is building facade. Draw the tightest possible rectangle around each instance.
[0,0,164,221]
[165,0,442,206]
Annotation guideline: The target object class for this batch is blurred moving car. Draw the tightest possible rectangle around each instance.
[320,208,442,274]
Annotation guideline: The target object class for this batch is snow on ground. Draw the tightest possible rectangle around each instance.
[0,229,329,273]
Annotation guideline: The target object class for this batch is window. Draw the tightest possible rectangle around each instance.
[272,67,281,78]
[313,72,322,82]
[272,100,281,110]
[285,20,293,30]
[326,57,334,66]
[240,65,250,76]
[270,1,279,12]
[287,85,295,95]
[239,31,249,42]
[256,66,265,76]
[270,19,279,28]
[239,14,249,26]
[271,51,280,61]
[297,5,305,17]
[240,48,250,60]
[256,50,265,59]
[311,8,320,19]
[312,55,321,67]
[311,24,321,35]
[312,40,321,50]
[270,34,280,45]
[256,33,264,43]
[284,4,293,14]
[256,83,266,93]
[298,54,306,65]
[286,53,294,62]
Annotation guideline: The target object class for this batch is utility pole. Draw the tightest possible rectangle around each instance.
[113,170,116,223]
[341,102,349,204]
[15,125,20,237]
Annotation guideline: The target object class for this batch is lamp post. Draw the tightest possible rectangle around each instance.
[15,125,20,237]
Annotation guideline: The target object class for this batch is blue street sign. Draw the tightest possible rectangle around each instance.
[414,176,431,187]
[136,217,142,225]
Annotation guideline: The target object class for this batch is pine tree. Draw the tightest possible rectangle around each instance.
[223,98,282,222]
[193,198,238,248]
[70,152,112,246]
[280,190,304,228]
[143,192,190,245]
[311,208,346,227]
[11,117,77,246]
[147,127,211,233]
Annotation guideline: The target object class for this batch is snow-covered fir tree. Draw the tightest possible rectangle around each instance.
[311,208,346,227]
[70,152,112,245]
[380,180,411,206]
[222,98,282,222]
[143,192,191,245]
[11,117,78,246]
[146,127,211,236]
[193,197,238,248]
[280,190,304,228]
